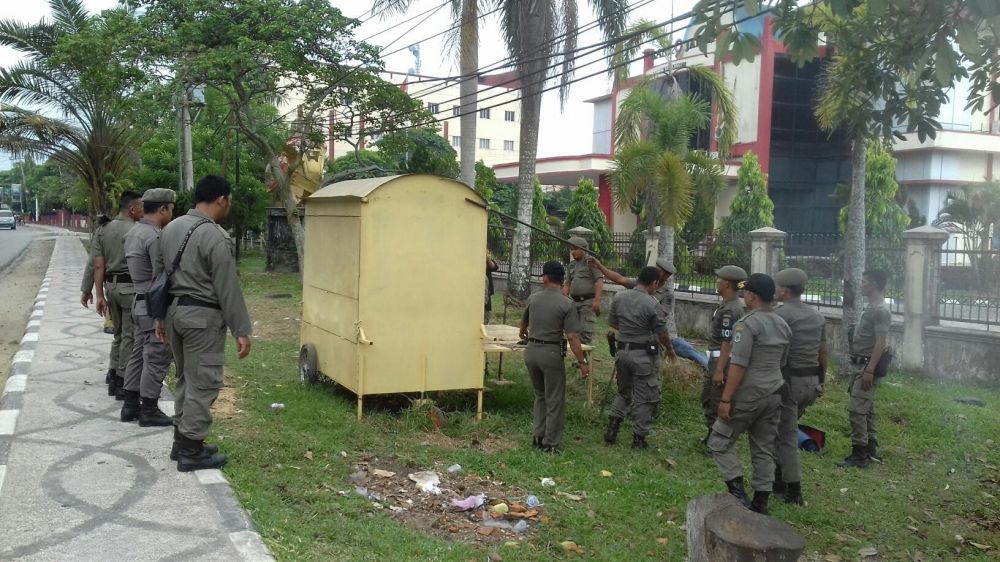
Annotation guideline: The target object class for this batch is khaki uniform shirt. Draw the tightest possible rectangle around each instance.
[624,278,678,338]
[609,286,668,344]
[522,287,580,341]
[124,219,162,294]
[774,300,825,368]
[81,223,107,293]
[93,216,136,276]
[852,300,891,357]
[156,209,252,337]
[566,258,603,297]
[710,297,745,349]
[729,309,790,403]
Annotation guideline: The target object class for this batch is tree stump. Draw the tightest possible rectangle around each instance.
[687,494,805,562]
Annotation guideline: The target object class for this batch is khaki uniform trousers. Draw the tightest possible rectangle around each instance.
[610,348,661,437]
[124,298,173,399]
[166,304,227,441]
[701,356,727,429]
[775,376,819,482]
[525,343,567,447]
[847,364,878,447]
[572,299,596,345]
[708,392,782,492]
[106,282,135,374]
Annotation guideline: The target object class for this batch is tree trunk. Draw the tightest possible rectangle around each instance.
[458,0,479,188]
[842,133,867,355]
[270,155,306,280]
[659,225,675,266]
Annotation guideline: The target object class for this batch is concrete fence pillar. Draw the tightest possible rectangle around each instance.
[566,225,593,245]
[750,227,786,276]
[901,225,950,371]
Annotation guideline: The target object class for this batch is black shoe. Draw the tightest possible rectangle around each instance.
[120,390,140,422]
[107,375,118,397]
[867,438,881,462]
[176,434,227,472]
[170,427,220,461]
[532,436,543,449]
[837,445,871,469]
[114,376,126,401]
[631,434,650,450]
[541,445,561,455]
[604,416,623,445]
[783,482,804,505]
[750,491,770,515]
[772,465,786,495]
[139,398,174,427]
[725,478,751,508]
[105,369,115,385]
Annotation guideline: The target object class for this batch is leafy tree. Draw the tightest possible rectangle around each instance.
[376,127,460,178]
[837,143,909,242]
[504,0,629,299]
[474,160,498,202]
[713,151,773,266]
[491,182,518,219]
[0,1,145,216]
[936,181,1000,288]
[543,186,574,218]
[327,150,392,181]
[564,178,612,258]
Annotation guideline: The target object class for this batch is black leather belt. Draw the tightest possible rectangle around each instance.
[783,366,820,377]
[619,342,655,351]
[134,294,145,301]
[850,355,870,365]
[175,296,221,310]
[110,273,132,284]
[572,294,595,302]
[527,338,562,346]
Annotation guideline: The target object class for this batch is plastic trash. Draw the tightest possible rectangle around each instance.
[526,495,541,508]
[270,403,286,411]
[513,520,529,533]
[492,502,509,515]
[408,471,442,494]
[540,477,555,487]
[447,464,463,473]
[451,494,485,511]
[481,518,514,530]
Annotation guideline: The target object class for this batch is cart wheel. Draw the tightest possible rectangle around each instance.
[299,344,318,385]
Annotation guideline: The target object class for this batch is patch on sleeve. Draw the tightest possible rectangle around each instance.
[722,318,730,328]
[733,332,741,343]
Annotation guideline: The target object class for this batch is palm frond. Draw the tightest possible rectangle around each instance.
[610,19,664,88]
[653,151,694,229]
[0,20,56,59]
[613,81,664,148]
[557,0,579,109]
[609,140,659,212]
[50,0,90,34]
[685,64,737,158]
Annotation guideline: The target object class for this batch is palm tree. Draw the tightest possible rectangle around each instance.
[374,0,481,190]
[935,181,1000,288]
[502,0,629,299]
[0,0,139,216]
[608,40,737,263]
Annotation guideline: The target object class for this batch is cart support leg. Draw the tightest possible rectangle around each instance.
[476,389,483,422]
[357,395,363,421]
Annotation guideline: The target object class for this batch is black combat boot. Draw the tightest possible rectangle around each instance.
[867,438,880,462]
[725,478,751,508]
[836,445,871,469]
[138,398,174,427]
[631,433,650,449]
[119,390,140,422]
[783,482,804,505]
[532,436,543,449]
[750,491,770,515]
[176,434,228,472]
[107,372,118,396]
[114,376,126,400]
[604,417,623,444]
[105,368,115,385]
[170,427,219,461]
[772,465,786,495]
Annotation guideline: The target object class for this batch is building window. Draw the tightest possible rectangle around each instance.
[427,102,439,114]
[504,140,515,151]
[479,108,491,119]
[479,138,490,149]
[504,110,515,122]
[452,136,460,147]
[452,105,460,117]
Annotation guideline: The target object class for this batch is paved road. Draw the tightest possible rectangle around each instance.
[0,226,37,272]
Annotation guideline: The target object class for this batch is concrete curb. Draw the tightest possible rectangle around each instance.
[0,235,274,561]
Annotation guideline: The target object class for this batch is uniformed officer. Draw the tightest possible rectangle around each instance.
[155,175,252,472]
[838,269,891,469]
[519,261,590,453]
[702,265,748,444]
[485,253,499,324]
[93,192,144,399]
[81,215,114,371]
[709,273,790,515]
[562,237,603,346]
[588,257,709,370]
[119,189,176,426]
[772,268,827,505]
[605,266,677,449]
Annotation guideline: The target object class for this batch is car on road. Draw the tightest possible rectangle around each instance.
[0,209,15,230]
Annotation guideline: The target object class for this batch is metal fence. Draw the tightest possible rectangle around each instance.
[937,235,999,329]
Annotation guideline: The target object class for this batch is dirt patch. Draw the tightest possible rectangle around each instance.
[416,431,518,454]
[213,372,243,421]
[0,239,55,388]
[342,456,545,545]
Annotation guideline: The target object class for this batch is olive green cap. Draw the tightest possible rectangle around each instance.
[141,188,177,204]
[775,267,808,287]
[567,236,589,250]
[655,258,677,275]
[715,265,748,282]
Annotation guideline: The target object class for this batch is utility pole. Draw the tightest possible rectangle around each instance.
[176,86,194,191]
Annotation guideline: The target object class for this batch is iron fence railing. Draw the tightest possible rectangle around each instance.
[937,235,999,329]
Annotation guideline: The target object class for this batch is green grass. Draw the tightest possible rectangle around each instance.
[213,251,1000,561]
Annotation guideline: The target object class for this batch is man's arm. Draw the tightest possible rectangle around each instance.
[718,364,747,422]
[863,334,887,390]
[713,311,736,386]
[519,308,529,340]
[486,255,498,273]
[592,278,604,315]
[718,321,753,421]
[587,257,630,286]
[566,332,590,378]
[208,235,253,358]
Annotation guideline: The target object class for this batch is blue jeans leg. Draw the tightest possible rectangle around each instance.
[672,337,708,370]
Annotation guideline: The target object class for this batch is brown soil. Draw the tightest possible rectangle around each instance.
[415,431,518,454]
[344,456,543,546]
[0,239,55,388]
[213,371,243,421]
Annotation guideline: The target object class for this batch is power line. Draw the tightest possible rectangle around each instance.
[358,1,452,43]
